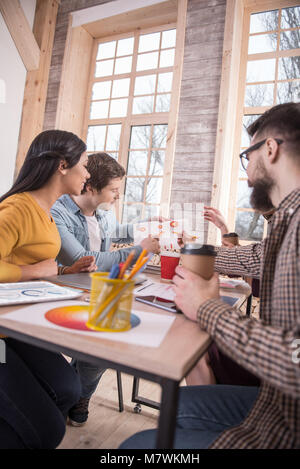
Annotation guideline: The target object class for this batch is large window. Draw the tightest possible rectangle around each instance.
[232,2,300,242]
[84,25,182,222]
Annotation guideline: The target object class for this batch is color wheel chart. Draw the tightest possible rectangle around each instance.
[45,305,140,332]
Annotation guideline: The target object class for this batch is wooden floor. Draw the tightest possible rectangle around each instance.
[58,370,163,449]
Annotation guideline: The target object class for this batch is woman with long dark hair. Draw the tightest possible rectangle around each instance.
[0,129,97,281]
[0,130,96,448]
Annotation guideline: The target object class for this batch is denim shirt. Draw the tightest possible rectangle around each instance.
[51,195,142,271]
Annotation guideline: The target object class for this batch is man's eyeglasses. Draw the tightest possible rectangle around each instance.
[239,138,283,171]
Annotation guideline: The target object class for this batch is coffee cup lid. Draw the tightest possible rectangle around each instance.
[223,232,238,238]
[180,243,217,256]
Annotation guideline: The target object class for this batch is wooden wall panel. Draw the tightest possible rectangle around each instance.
[170,0,226,241]
[43,0,110,131]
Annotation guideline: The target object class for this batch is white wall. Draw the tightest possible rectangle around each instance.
[0,0,36,196]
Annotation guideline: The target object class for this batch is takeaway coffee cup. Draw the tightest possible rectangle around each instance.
[180,243,217,279]
[222,232,239,246]
[160,251,180,282]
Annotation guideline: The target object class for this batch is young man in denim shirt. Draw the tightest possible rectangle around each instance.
[51,152,160,425]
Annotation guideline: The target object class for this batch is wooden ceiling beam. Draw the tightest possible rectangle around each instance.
[14,0,59,174]
[0,0,40,71]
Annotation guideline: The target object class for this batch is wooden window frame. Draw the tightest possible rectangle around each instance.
[83,14,186,222]
[208,0,299,245]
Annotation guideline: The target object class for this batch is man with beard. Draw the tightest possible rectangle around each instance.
[120,102,300,449]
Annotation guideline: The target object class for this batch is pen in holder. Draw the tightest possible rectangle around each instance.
[86,272,135,332]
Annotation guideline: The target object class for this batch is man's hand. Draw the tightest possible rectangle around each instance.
[203,206,229,236]
[172,266,220,321]
[177,231,197,247]
[65,256,97,274]
[140,235,160,254]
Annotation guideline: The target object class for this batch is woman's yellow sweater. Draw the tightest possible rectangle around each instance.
[0,192,61,283]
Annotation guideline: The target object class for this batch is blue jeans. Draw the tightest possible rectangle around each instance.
[0,339,81,449]
[120,385,260,449]
[71,359,106,399]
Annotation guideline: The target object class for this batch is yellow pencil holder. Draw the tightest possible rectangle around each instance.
[86,272,135,332]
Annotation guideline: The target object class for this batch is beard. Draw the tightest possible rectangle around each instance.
[248,162,275,213]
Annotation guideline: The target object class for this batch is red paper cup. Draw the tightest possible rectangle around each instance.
[160,252,180,282]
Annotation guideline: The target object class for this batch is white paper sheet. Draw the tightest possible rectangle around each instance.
[219,277,250,289]
[134,220,183,250]
[0,301,175,348]
[134,281,175,301]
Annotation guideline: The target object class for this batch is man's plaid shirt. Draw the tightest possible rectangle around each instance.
[198,188,300,448]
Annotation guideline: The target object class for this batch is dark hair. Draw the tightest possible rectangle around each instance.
[82,152,125,194]
[247,102,300,162]
[0,130,86,203]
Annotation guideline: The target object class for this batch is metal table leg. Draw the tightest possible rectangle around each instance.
[117,370,124,412]
[131,376,160,411]
[156,378,179,449]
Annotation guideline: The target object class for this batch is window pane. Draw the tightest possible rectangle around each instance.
[123,204,143,223]
[130,126,151,149]
[138,32,160,52]
[157,72,173,92]
[111,78,130,98]
[146,177,163,203]
[125,178,145,202]
[132,95,154,114]
[246,59,276,82]
[95,60,114,77]
[106,124,122,151]
[97,41,116,60]
[159,49,175,68]
[117,37,134,57]
[127,151,148,176]
[155,93,171,112]
[114,56,132,74]
[244,83,274,106]
[109,98,128,117]
[249,10,278,34]
[87,126,106,151]
[235,211,264,241]
[281,6,300,29]
[92,81,111,100]
[145,205,159,219]
[137,52,159,71]
[237,180,252,208]
[162,29,176,49]
[90,100,109,119]
[108,152,118,160]
[280,31,300,51]
[278,56,300,80]
[248,33,277,54]
[277,81,300,103]
[241,114,261,147]
[150,150,165,175]
[134,74,156,95]
[152,124,167,148]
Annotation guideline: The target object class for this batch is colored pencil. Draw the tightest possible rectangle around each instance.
[118,250,136,279]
